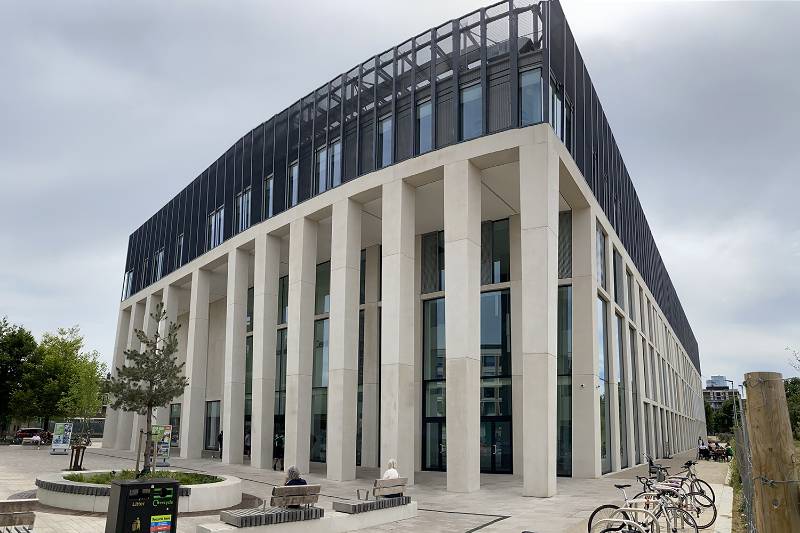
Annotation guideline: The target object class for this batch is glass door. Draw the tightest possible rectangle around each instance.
[480,419,512,474]
[423,421,447,471]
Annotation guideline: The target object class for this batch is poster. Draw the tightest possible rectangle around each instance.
[50,422,73,455]
[151,425,172,467]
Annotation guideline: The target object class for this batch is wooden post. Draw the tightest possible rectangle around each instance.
[743,371,800,532]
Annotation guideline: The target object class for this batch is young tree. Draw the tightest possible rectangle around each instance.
[784,377,800,439]
[0,318,38,435]
[59,351,107,446]
[10,326,85,431]
[107,303,187,473]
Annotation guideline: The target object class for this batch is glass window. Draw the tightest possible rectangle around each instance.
[520,68,543,126]
[287,162,299,207]
[207,207,224,250]
[315,261,330,315]
[311,318,329,463]
[359,249,366,305]
[235,187,252,233]
[596,225,606,290]
[122,270,134,300]
[315,147,328,194]
[616,314,628,469]
[480,290,511,378]
[377,115,393,168]
[421,231,445,293]
[329,140,342,187]
[277,275,289,325]
[558,211,572,279]
[168,403,181,447]
[174,234,184,269]
[626,271,635,321]
[613,249,623,307]
[597,296,611,474]
[557,285,572,476]
[550,81,563,139]
[423,298,446,381]
[460,84,482,141]
[152,249,164,282]
[274,328,287,415]
[417,100,433,154]
[264,175,274,219]
[204,400,221,450]
[246,287,253,333]
[312,319,329,388]
[480,220,510,285]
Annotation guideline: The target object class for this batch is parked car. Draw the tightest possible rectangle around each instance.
[13,428,48,444]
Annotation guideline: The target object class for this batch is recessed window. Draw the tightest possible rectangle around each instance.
[460,84,482,141]
[174,234,184,269]
[480,219,510,285]
[596,225,607,290]
[122,270,134,300]
[153,248,164,281]
[550,80,563,139]
[315,147,328,194]
[329,140,342,188]
[377,115,393,168]
[519,68,543,126]
[235,187,251,234]
[421,230,445,294]
[417,100,433,154]
[204,400,220,451]
[264,175,273,219]
[287,162,299,208]
[207,206,224,250]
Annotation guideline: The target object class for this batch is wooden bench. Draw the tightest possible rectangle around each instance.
[333,478,410,515]
[220,485,323,528]
[0,498,36,531]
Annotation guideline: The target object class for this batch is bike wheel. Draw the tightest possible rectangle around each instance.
[690,479,715,504]
[689,494,717,529]
[660,508,698,533]
[588,504,629,532]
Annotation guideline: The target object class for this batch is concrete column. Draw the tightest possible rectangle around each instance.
[443,159,481,493]
[570,207,601,477]
[509,214,524,476]
[380,179,416,484]
[251,234,280,469]
[360,245,381,469]
[519,135,559,496]
[222,248,249,464]
[413,235,422,474]
[156,285,180,427]
[326,198,362,481]
[116,300,145,450]
[608,311,621,473]
[285,217,318,474]
[103,307,131,449]
[130,294,160,451]
[180,269,211,459]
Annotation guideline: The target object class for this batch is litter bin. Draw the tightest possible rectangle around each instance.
[105,478,179,533]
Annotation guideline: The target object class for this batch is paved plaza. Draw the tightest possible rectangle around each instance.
[0,444,730,532]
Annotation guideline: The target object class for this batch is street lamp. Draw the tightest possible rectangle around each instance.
[726,379,739,428]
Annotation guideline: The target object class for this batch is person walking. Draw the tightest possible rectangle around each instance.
[217,430,223,458]
[272,433,284,470]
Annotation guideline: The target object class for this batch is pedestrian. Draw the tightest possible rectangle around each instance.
[217,430,223,458]
[32,433,41,450]
[272,433,284,471]
[244,432,251,456]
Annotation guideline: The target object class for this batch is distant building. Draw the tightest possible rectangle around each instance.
[703,376,740,410]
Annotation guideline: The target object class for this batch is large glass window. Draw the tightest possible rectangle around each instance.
[264,175,273,219]
[315,261,331,315]
[460,84,482,141]
[277,275,289,325]
[287,162,299,208]
[550,80,563,139]
[310,318,329,462]
[422,297,446,471]
[417,100,433,154]
[596,226,607,290]
[274,328,287,447]
[558,211,572,279]
[204,400,221,451]
[329,140,342,187]
[122,270,134,300]
[315,147,328,194]
[480,219,510,285]
[613,249,624,308]
[378,115,393,168]
[153,248,164,282]
[235,187,252,234]
[597,297,611,474]
[557,285,572,476]
[169,403,181,447]
[174,234,184,269]
[421,231,445,293]
[626,271,635,321]
[615,314,628,469]
[207,207,224,250]
[520,68,543,126]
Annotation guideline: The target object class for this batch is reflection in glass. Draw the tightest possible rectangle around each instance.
[417,100,433,154]
[557,285,572,476]
[520,68,543,126]
[378,116,393,168]
[460,84,482,140]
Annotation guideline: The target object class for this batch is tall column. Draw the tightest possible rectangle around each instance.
[509,215,524,476]
[222,248,249,464]
[380,179,416,484]
[251,234,280,469]
[327,198,362,481]
[570,207,601,477]
[116,300,145,450]
[443,159,481,493]
[519,134,559,496]
[284,217,318,474]
[609,311,622,473]
[103,307,131,449]
[180,269,211,459]
[156,285,180,427]
[360,245,381,469]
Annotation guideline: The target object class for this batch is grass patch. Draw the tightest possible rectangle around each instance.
[64,470,222,485]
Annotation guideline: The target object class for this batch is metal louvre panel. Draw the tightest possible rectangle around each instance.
[435,83,455,148]
[480,221,493,285]
[488,69,512,133]
[359,119,374,175]
[421,233,439,294]
[395,100,413,162]
[558,211,572,279]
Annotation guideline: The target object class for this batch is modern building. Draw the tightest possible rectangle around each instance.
[703,376,740,411]
[103,0,705,496]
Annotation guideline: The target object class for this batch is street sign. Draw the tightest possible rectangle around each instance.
[151,425,172,467]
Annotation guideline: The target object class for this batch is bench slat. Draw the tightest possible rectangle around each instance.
[271,485,321,497]
[270,495,319,507]
[373,478,407,488]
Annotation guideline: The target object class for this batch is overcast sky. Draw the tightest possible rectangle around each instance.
[1,1,798,388]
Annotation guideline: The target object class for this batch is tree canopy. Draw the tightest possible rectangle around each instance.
[0,318,38,433]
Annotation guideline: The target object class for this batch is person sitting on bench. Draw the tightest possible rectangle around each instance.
[381,459,402,498]
[284,465,307,508]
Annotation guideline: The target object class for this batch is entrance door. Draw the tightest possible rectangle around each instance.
[423,421,447,471]
[480,419,512,473]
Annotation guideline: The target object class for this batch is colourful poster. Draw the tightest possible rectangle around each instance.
[50,422,73,455]
[150,514,172,532]
[151,425,172,467]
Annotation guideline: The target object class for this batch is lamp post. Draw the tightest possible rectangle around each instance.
[726,379,739,428]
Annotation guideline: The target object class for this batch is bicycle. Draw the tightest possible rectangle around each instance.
[634,475,716,530]
[645,456,715,505]
[588,482,698,533]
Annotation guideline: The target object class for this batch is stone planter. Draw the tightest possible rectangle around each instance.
[35,470,242,513]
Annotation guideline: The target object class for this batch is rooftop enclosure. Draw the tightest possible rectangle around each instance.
[121,0,699,371]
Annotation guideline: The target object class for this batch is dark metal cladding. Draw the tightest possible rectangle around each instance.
[122,0,699,372]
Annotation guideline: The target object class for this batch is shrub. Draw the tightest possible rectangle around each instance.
[64,470,222,485]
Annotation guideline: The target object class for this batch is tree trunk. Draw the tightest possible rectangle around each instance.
[143,408,153,472]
